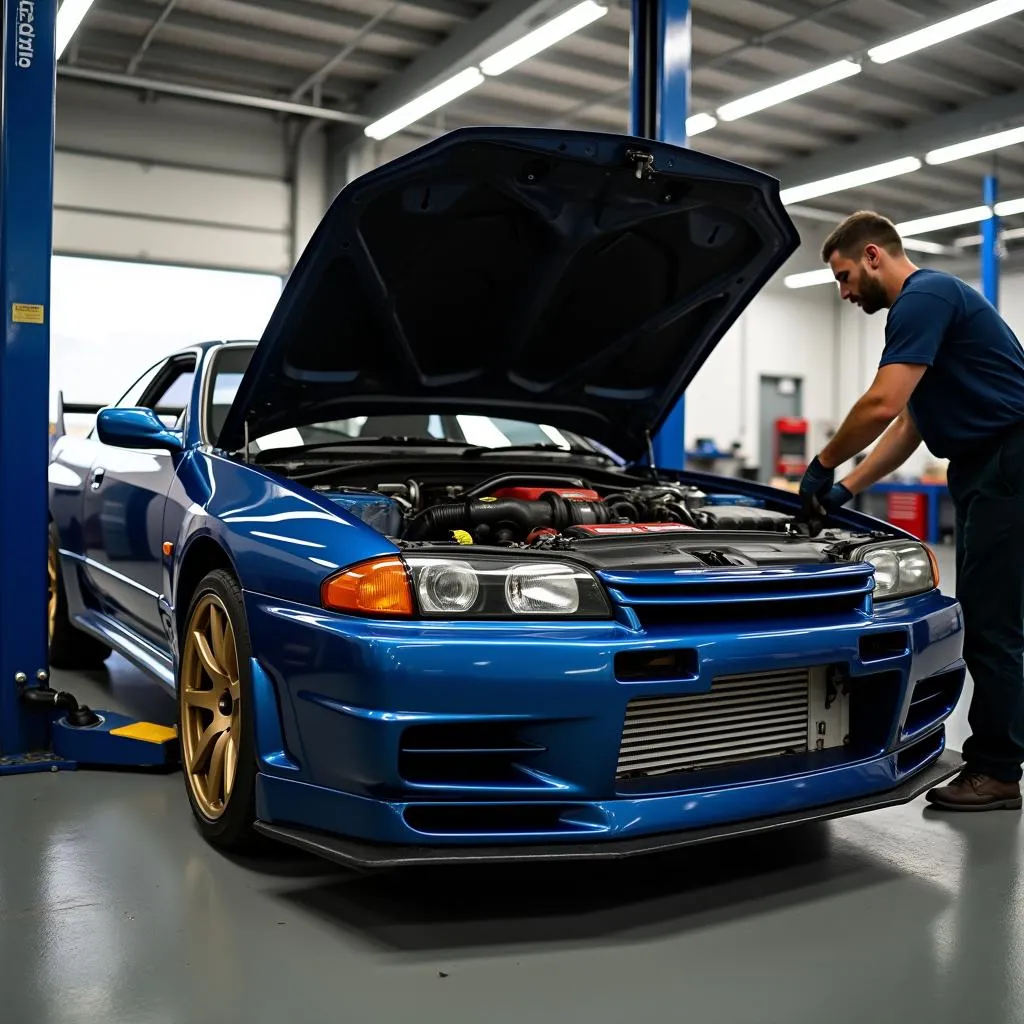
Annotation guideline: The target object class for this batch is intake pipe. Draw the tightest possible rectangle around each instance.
[404,493,616,544]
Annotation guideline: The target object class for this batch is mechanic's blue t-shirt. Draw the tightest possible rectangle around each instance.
[879,268,1024,460]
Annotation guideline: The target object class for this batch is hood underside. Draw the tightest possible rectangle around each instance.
[216,126,800,461]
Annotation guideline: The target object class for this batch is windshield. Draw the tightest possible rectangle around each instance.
[206,345,622,460]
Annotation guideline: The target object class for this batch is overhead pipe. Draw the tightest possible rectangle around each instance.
[125,0,179,76]
[57,65,436,140]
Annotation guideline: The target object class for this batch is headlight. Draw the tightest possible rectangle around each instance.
[322,555,612,619]
[853,540,939,600]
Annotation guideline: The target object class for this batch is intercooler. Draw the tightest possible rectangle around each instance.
[615,666,848,781]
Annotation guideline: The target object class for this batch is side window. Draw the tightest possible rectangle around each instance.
[151,367,196,426]
[124,355,198,428]
[115,362,164,409]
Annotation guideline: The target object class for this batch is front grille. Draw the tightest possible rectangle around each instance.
[616,667,818,780]
[600,563,873,628]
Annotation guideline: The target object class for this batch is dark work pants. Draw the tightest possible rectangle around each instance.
[947,425,1024,783]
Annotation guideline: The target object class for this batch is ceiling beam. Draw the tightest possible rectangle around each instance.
[119,0,442,52]
[125,0,178,76]
[775,89,1024,190]
[354,0,561,122]
[92,2,406,80]
[694,9,1001,98]
[57,64,369,125]
[872,0,1024,72]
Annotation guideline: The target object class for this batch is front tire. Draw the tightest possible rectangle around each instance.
[177,569,259,852]
[48,521,112,670]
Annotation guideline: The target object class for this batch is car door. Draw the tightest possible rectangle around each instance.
[80,352,197,648]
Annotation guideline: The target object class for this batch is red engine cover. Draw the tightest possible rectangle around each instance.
[491,486,602,502]
[572,523,698,535]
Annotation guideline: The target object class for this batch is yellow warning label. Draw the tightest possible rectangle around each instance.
[110,722,178,744]
[12,303,44,324]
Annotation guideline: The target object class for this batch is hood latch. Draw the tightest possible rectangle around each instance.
[626,148,655,181]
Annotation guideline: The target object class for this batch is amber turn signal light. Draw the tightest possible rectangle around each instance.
[926,544,940,589]
[322,557,414,616]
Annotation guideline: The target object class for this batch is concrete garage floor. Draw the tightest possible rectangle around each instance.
[3,545,1022,1024]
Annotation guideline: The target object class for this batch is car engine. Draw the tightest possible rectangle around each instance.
[313,473,803,547]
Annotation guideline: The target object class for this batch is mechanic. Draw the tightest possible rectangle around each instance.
[799,209,1024,812]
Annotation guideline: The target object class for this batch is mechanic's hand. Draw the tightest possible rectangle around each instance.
[798,455,835,507]
[821,482,852,512]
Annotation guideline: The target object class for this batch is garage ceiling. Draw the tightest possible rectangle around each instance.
[60,0,1024,264]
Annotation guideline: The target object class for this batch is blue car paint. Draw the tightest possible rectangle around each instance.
[47,123,968,860]
[48,337,965,859]
[44,337,962,864]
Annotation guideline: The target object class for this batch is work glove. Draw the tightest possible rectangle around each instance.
[820,482,852,512]
[798,455,835,512]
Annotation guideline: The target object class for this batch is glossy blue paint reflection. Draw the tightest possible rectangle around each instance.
[96,407,184,452]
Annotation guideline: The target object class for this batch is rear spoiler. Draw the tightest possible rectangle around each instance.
[51,393,103,441]
[61,401,104,415]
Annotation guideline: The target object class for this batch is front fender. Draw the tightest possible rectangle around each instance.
[166,450,400,610]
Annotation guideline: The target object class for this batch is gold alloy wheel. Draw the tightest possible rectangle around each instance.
[180,593,241,821]
[47,537,58,644]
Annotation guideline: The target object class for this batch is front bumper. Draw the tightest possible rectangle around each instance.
[256,748,961,867]
[243,586,965,858]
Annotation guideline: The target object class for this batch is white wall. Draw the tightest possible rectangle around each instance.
[983,270,1024,335]
[54,81,328,275]
[685,283,837,472]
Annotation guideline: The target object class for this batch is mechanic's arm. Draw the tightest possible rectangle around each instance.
[817,289,956,470]
[818,363,927,468]
[840,410,922,495]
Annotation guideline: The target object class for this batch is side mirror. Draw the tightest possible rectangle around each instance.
[96,407,184,453]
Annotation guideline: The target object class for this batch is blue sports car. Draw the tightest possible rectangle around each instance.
[47,127,965,866]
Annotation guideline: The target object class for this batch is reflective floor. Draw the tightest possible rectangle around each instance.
[4,545,1023,1024]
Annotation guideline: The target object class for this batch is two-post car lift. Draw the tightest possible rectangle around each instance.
[0,0,691,776]
[0,0,177,774]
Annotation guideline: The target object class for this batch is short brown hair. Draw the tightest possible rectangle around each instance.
[820,210,904,263]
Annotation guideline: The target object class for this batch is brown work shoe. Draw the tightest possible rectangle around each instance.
[926,770,1022,811]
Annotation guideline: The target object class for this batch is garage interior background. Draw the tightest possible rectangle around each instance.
[50,0,1024,492]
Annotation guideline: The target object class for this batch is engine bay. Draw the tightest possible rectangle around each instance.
[303,467,887,564]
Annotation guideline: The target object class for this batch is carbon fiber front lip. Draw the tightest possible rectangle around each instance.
[253,749,962,870]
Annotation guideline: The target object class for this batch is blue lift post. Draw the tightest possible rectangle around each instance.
[630,0,690,471]
[982,174,999,308]
[0,0,178,774]
[0,0,62,770]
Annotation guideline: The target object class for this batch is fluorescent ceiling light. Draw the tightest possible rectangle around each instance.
[780,157,921,205]
[686,112,717,136]
[785,269,835,289]
[782,270,839,290]
[364,68,484,140]
[896,205,993,236]
[717,61,861,122]
[957,225,1024,246]
[926,125,1024,165]
[868,0,1024,63]
[480,1,608,76]
[996,197,1024,217]
[902,238,950,255]
[56,0,96,59]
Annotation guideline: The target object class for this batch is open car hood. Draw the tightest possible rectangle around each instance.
[216,126,800,462]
